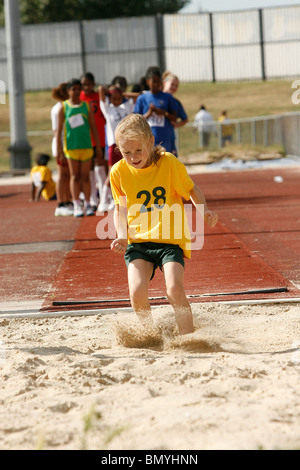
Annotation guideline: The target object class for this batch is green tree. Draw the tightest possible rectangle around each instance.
[0,0,190,25]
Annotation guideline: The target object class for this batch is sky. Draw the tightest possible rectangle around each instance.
[179,0,300,13]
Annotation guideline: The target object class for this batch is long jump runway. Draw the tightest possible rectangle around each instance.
[0,165,300,316]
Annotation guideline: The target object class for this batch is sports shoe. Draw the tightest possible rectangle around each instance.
[85,203,95,216]
[54,205,74,216]
[107,199,115,211]
[96,201,109,214]
[74,206,84,218]
[90,197,98,210]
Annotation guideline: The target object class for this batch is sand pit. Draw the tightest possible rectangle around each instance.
[0,301,300,450]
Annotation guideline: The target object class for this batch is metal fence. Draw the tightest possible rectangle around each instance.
[1,5,300,90]
[175,111,300,157]
[193,115,284,148]
[1,111,299,158]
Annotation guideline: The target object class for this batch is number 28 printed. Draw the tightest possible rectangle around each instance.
[137,186,166,212]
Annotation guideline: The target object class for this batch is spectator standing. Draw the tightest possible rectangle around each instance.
[51,83,73,216]
[133,66,178,152]
[131,76,149,93]
[162,71,188,156]
[97,84,134,212]
[218,110,233,146]
[80,72,107,210]
[193,105,216,148]
[56,78,103,218]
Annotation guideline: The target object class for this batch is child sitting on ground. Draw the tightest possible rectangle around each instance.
[30,153,56,202]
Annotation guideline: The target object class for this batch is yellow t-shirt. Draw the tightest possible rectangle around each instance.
[110,152,195,258]
[218,115,233,137]
[30,165,56,201]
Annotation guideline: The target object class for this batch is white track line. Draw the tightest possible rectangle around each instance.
[0,298,300,320]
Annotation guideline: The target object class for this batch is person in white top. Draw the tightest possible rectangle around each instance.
[51,83,73,216]
[97,84,134,212]
[193,105,217,148]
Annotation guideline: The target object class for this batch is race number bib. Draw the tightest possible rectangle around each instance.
[68,114,85,129]
[32,172,42,187]
[148,112,165,127]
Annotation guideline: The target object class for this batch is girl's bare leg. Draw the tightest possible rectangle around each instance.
[163,261,194,335]
[80,159,92,201]
[56,163,70,204]
[67,159,81,201]
[127,259,154,328]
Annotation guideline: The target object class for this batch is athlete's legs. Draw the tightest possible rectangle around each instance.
[127,259,154,328]
[163,261,194,335]
[67,157,92,202]
[57,162,70,203]
[67,158,81,201]
[80,158,92,201]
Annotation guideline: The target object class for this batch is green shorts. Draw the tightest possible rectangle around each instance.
[124,242,185,280]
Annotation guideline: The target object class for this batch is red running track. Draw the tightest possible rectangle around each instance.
[0,165,299,313]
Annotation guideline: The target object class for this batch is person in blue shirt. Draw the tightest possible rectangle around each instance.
[133,67,178,153]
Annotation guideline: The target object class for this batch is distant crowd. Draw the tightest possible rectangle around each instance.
[30,66,231,217]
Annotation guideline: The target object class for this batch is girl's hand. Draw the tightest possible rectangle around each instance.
[57,150,66,166]
[145,104,155,118]
[111,238,128,254]
[204,210,218,228]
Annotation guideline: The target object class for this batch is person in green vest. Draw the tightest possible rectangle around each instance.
[56,78,104,217]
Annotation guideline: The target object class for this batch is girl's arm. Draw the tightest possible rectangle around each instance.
[35,181,46,202]
[31,181,45,202]
[163,109,177,122]
[30,182,36,201]
[111,200,128,254]
[123,91,139,102]
[56,106,65,160]
[150,104,177,122]
[173,117,188,128]
[189,184,218,228]
[98,85,107,103]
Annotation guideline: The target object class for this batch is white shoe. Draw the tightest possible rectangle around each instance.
[96,202,109,214]
[54,206,63,216]
[74,206,84,218]
[55,205,73,216]
[85,203,95,216]
[90,197,98,209]
[107,199,115,211]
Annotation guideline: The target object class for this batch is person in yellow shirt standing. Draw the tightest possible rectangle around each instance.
[30,153,56,202]
[218,110,233,146]
[110,114,218,336]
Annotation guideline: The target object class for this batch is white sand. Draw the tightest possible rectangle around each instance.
[0,301,300,450]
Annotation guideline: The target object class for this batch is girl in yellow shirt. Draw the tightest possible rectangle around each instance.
[110,114,218,335]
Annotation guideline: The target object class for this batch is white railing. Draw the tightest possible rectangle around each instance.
[177,112,300,154]
[1,112,300,156]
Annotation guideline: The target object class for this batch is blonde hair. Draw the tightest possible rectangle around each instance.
[115,114,165,166]
[162,70,179,83]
